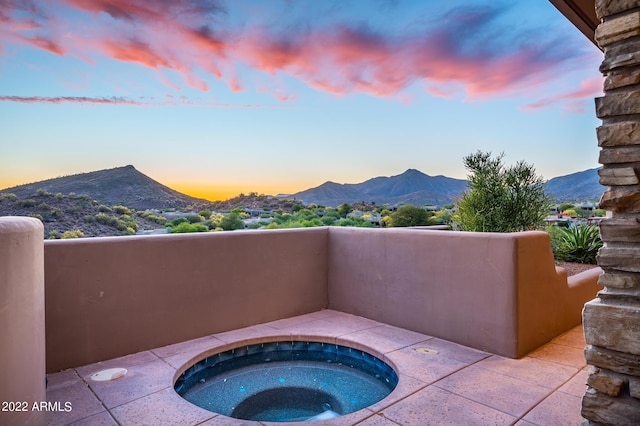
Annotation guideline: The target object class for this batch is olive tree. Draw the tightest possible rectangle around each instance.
[455,151,552,232]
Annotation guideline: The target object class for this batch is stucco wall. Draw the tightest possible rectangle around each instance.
[327,227,600,358]
[44,228,328,372]
[0,217,45,426]
[43,226,600,371]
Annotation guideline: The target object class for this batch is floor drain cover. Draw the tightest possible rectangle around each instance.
[415,347,438,355]
[91,368,128,381]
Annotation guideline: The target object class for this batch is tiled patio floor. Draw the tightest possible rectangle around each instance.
[46,310,589,425]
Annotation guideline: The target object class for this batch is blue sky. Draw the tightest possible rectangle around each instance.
[0,0,603,200]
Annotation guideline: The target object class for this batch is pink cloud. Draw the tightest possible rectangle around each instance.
[520,76,603,113]
[1,2,602,103]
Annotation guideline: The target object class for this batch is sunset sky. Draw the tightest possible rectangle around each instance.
[1,0,603,201]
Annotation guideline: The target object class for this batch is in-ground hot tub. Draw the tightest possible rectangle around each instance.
[174,340,398,422]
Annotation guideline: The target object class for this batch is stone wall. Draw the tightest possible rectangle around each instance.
[583,1,640,423]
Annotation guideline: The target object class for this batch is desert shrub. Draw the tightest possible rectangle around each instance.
[28,213,43,221]
[170,222,208,233]
[47,230,60,239]
[187,214,203,223]
[2,192,18,200]
[18,199,36,207]
[98,205,113,213]
[37,202,50,210]
[338,217,375,228]
[55,192,64,199]
[592,209,607,217]
[50,208,63,219]
[218,213,244,231]
[550,225,603,264]
[95,213,119,227]
[62,230,84,239]
[198,210,212,219]
[113,205,133,215]
[140,213,167,225]
[84,215,97,223]
[170,217,188,226]
[455,151,551,232]
[389,205,434,227]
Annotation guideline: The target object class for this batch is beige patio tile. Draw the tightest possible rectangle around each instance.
[416,338,491,364]
[355,413,402,425]
[75,350,160,377]
[110,387,215,426]
[551,326,587,350]
[434,364,552,417]
[66,411,118,425]
[381,386,516,425]
[213,324,285,343]
[384,346,470,385]
[281,319,370,340]
[79,359,175,409]
[522,390,584,426]
[45,379,104,426]
[527,342,587,369]
[47,369,81,390]
[367,374,428,412]
[338,325,431,354]
[151,334,226,359]
[557,368,589,398]
[475,354,579,389]
[263,314,324,329]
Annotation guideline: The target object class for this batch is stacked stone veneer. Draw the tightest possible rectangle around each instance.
[582,1,640,424]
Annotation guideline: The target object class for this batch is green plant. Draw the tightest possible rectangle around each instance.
[389,205,434,227]
[18,199,36,207]
[169,222,208,233]
[550,225,603,264]
[455,151,552,232]
[61,230,84,239]
[2,193,18,200]
[113,205,133,215]
[219,213,244,231]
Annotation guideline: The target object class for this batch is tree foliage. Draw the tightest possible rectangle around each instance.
[455,151,552,232]
[389,205,433,227]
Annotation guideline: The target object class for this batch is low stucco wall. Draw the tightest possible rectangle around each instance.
[327,227,600,358]
[0,217,45,426]
[43,226,600,371]
[44,228,328,372]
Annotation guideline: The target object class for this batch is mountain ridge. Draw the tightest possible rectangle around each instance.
[1,165,605,210]
[1,165,206,210]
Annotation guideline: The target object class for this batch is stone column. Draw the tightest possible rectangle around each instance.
[0,217,45,426]
[582,1,640,424]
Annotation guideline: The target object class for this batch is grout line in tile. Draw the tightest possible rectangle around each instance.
[509,366,587,425]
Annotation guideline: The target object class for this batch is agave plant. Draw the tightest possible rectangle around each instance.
[551,224,603,264]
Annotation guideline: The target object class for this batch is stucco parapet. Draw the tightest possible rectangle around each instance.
[0,215,43,235]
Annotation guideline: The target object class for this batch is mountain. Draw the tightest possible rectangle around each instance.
[0,165,205,210]
[544,167,604,202]
[293,169,468,207]
[293,167,605,207]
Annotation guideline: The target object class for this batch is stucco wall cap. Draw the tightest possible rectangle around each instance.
[0,216,43,234]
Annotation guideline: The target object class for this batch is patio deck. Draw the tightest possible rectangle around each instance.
[45,309,588,426]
